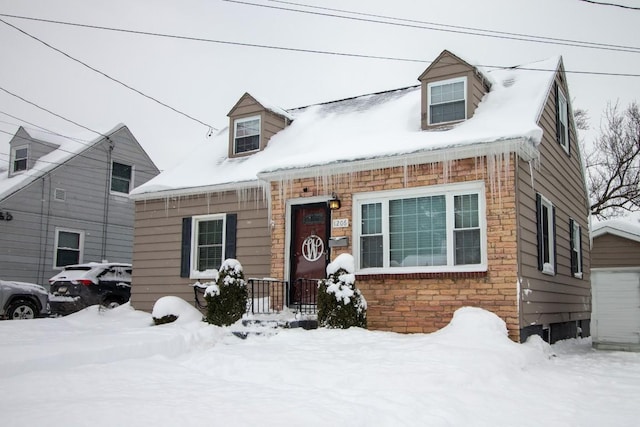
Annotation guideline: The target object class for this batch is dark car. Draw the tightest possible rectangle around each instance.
[0,280,50,319]
[49,262,132,315]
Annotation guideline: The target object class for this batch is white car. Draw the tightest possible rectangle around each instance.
[0,280,50,320]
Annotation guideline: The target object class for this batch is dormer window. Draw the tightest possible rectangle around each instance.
[234,116,261,154]
[428,77,467,125]
[11,146,28,173]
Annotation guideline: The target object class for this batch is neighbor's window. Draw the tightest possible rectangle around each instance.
[570,219,583,278]
[192,214,226,273]
[234,116,261,154]
[355,182,486,272]
[428,77,467,125]
[11,146,28,173]
[111,162,132,194]
[536,193,555,275]
[54,228,84,268]
[557,87,570,154]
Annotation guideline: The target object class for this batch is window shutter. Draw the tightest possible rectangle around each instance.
[225,213,237,259]
[180,217,192,278]
[569,219,576,274]
[552,206,557,275]
[536,193,544,271]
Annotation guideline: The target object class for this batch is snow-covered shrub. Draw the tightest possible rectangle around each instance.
[204,259,248,326]
[317,253,367,329]
[152,295,204,325]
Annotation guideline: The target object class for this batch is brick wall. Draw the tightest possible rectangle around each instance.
[270,156,520,341]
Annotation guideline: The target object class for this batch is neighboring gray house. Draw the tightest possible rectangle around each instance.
[0,124,159,286]
[591,217,640,351]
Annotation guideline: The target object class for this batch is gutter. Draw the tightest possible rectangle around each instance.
[257,137,538,182]
[128,178,263,201]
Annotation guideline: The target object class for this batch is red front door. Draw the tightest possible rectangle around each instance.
[290,203,329,305]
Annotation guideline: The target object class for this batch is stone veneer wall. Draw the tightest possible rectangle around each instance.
[270,157,520,341]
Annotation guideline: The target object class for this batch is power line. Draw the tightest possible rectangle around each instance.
[578,0,640,10]
[267,0,640,52]
[0,18,218,131]
[224,0,640,54]
[0,12,638,78]
[0,85,104,136]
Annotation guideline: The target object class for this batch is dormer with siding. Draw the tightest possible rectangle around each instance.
[8,127,59,177]
[227,93,293,158]
[418,50,491,130]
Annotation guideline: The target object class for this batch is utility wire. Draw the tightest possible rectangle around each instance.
[0,12,638,77]
[0,111,93,145]
[224,0,640,54]
[0,18,218,131]
[0,85,104,136]
[578,0,640,10]
[268,0,640,52]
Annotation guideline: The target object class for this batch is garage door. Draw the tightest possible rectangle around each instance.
[592,270,640,349]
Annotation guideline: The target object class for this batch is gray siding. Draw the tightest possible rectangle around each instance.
[592,234,640,268]
[130,190,271,313]
[516,68,591,327]
[0,125,159,286]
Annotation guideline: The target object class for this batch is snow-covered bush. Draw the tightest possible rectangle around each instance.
[317,253,367,329]
[152,295,204,325]
[204,259,248,326]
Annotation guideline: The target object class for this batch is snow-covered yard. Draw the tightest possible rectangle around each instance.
[1,304,638,427]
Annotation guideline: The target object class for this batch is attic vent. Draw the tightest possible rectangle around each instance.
[54,188,66,201]
[502,78,516,88]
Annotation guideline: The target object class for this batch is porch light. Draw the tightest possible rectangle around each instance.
[328,193,341,210]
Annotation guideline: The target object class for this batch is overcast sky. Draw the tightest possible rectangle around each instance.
[1,0,638,170]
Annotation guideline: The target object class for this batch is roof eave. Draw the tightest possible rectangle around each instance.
[257,137,537,182]
[128,179,263,201]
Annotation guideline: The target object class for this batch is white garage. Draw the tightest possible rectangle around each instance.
[591,219,640,352]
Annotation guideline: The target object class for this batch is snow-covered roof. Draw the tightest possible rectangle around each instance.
[130,55,560,199]
[592,215,640,243]
[0,124,126,201]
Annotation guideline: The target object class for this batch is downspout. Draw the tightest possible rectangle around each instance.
[101,137,113,261]
[37,176,50,285]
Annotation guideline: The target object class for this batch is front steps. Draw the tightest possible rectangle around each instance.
[229,317,318,339]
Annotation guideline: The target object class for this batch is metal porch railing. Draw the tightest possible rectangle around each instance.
[192,278,319,315]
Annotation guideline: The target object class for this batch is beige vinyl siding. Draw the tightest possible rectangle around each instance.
[130,190,271,312]
[419,51,490,130]
[592,234,640,268]
[227,94,288,157]
[516,68,591,327]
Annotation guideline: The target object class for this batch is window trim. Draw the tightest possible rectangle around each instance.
[189,213,227,279]
[427,76,467,125]
[557,86,570,155]
[537,194,556,276]
[233,115,261,155]
[53,228,85,269]
[10,145,29,174]
[110,161,134,195]
[570,219,583,279]
[353,181,487,274]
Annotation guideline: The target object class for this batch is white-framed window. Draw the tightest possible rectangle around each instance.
[191,214,226,275]
[11,145,28,173]
[557,87,570,154]
[234,115,261,154]
[54,228,84,268]
[570,219,583,279]
[536,194,555,275]
[111,161,133,194]
[428,77,467,125]
[354,181,487,273]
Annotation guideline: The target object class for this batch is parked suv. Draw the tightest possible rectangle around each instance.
[49,262,132,315]
[0,280,50,319]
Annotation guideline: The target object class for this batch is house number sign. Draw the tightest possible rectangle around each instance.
[0,211,13,221]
